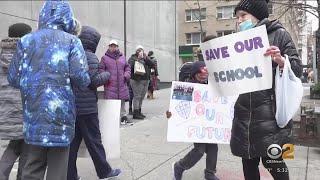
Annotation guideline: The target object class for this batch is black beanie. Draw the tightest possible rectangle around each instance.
[191,61,206,78]
[8,23,32,38]
[234,0,269,21]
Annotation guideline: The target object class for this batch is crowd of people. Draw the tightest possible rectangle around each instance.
[0,0,302,180]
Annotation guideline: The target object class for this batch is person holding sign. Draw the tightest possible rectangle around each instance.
[169,36,220,180]
[230,0,302,180]
[128,46,155,119]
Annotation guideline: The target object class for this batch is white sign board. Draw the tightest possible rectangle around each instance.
[200,25,272,96]
[167,81,237,144]
[98,99,121,159]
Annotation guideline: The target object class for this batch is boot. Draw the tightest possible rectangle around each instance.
[147,91,151,99]
[133,110,144,119]
[150,92,155,99]
[129,107,133,115]
[139,108,146,118]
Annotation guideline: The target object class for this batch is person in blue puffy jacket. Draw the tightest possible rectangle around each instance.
[7,1,90,180]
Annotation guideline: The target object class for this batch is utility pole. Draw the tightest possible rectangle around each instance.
[124,0,127,57]
[316,0,320,82]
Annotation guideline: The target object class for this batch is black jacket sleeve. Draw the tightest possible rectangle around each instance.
[277,29,302,77]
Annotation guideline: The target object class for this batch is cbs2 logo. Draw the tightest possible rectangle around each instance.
[267,144,294,159]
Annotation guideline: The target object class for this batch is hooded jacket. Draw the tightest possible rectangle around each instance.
[230,19,302,159]
[100,50,131,100]
[7,1,90,147]
[74,26,110,115]
[0,38,24,140]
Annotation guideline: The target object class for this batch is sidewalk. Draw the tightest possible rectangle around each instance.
[74,86,320,180]
[3,84,320,180]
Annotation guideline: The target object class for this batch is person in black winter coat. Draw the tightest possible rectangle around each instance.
[67,26,121,180]
[231,0,302,180]
[128,46,155,119]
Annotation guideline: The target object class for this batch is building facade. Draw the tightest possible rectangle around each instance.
[177,0,307,65]
[0,0,178,82]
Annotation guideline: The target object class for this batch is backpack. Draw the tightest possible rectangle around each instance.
[178,62,194,82]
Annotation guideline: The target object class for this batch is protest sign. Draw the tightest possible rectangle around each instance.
[167,81,237,144]
[200,25,272,96]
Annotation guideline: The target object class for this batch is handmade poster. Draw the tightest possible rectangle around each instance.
[200,25,272,96]
[167,81,238,144]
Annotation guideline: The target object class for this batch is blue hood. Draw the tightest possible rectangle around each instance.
[38,0,76,33]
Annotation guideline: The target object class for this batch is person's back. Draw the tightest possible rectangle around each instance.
[8,1,90,147]
[7,1,90,179]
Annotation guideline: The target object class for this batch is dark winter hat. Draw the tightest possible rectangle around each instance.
[78,26,101,53]
[191,61,206,78]
[148,51,154,57]
[234,0,269,21]
[8,23,32,38]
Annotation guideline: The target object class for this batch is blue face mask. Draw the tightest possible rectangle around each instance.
[239,19,255,31]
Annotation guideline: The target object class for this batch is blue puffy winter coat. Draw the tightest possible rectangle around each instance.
[7,1,90,147]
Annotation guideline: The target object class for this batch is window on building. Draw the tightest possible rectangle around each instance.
[186,33,191,44]
[217,6,236,19]
[216,30,235,37]
[186,10,192,21]
[186,32,206,44]
[268,3,273,15]
[185,8,206,22]
[200,8,206,20]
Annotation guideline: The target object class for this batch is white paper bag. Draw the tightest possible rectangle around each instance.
[98,99,121,159]
[134,61,146,75]
[275,55,303,128]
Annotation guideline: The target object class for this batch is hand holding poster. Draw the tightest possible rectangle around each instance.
[200,25,272,97]
[167,81,237,144]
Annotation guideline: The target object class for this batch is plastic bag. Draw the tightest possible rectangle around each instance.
[275,55,303,128]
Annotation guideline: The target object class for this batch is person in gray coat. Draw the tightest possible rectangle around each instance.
[0,23,32,180]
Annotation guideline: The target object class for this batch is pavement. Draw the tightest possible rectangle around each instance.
[1,83,320,180]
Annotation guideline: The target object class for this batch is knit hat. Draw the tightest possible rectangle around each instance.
[136,45,144,51]
[8,23,32,38]
[191,61,206,78]
[148,51,154,57]
[234,0,269,21]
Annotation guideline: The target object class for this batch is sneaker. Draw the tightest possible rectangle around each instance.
[120,116,127,125]
[205,174,220,180]
[204,169,219,180]
[172,162,184,180]
[126,119,134,126]
[102,169,121,179]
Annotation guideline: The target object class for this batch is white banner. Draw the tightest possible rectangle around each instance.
[98,99,121,159]
[200,25,272,97]
[167,81,237,144]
